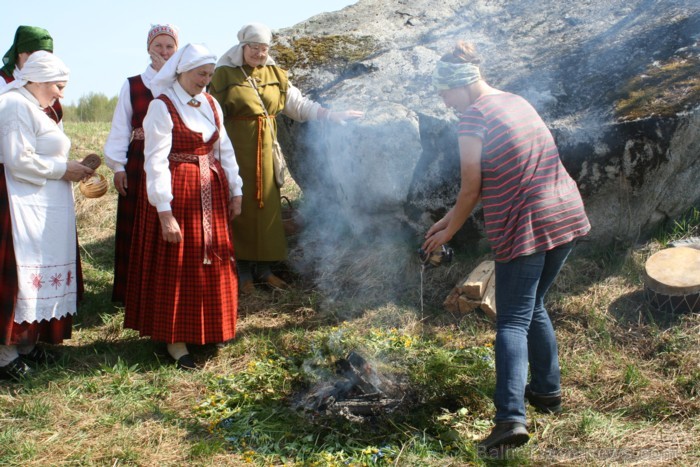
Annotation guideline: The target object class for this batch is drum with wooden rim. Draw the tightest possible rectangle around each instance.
[643,246,700,314]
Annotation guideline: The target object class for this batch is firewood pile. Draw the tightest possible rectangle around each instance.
[443,260,497,320]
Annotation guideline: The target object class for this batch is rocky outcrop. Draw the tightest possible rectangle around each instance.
[272,0,700,304]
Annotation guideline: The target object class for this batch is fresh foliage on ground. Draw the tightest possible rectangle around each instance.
[1,122,698,466]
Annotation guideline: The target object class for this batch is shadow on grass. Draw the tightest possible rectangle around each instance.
[608,289,695,330]
[76,235,121,331]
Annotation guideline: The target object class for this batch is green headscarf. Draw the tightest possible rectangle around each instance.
[432,61,481,92]
[2,25,54,76]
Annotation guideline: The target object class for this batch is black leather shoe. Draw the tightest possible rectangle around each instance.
[20,346,58,365]
[477,422,529,456]
[176,354,197,371]
[0,357,33,381]
[525,384,562,414]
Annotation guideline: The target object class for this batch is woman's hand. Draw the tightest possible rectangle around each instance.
[228,195,242,220]
[158,210,182,243]
[61,161,94,182]
[328,110,364,123]
[149,51,166,71]
[425,215,450,239]
[422,229,453,255]
[113,171,128,196]
[422,211,454,253]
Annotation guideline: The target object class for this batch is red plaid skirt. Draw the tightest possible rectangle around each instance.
[0,164,79,345]
[111,140,145,303]
[123,156,238,344]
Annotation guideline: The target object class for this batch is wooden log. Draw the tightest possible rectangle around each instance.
[643,247,700,314]
[459,260,495,299]
[457,295,481,313]
[480,272,497,320]
[443,288,460,313]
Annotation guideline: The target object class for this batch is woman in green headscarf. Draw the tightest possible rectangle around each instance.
[2,25,53,78]
[1,25,63,124]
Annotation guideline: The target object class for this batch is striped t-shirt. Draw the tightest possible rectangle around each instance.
[458,92,590,262]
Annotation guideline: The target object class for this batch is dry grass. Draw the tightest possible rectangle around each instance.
[614,54,700,121]
[1,122,699,465]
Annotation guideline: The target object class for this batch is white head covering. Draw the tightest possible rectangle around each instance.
[0,50,69,96]
[150,43,216,97]
[216,23,276,68]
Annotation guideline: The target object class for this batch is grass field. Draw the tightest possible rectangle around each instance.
[1,122,699,466]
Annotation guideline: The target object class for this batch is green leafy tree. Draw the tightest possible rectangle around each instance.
[63,92,117,122]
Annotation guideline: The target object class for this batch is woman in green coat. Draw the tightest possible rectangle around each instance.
[210,23,362,294]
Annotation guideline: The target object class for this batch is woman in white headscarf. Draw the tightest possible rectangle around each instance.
[0,51,94,380]
[124,43,243,370]
[210,23,363,294]
[104,23,179,304]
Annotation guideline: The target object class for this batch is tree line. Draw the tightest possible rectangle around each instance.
[62,93,118,122]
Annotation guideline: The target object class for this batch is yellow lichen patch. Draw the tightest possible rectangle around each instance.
[272,34,377,86]
[615,54,700,121]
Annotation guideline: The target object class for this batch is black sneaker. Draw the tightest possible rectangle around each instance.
[0,357,33,381]
[477,421,529,456]
[525,384,562,414]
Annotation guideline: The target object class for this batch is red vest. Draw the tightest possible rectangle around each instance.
[127,75,153,130]
[157,94,220,154]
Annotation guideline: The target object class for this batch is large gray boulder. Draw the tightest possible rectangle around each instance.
[272,0,700,306]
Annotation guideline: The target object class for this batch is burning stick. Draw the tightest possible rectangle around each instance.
[300,351,401,414]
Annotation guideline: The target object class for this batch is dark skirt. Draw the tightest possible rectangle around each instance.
[111,141,145,303]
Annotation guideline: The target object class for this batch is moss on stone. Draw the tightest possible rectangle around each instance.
[615,54,700,121]
[272,35,378,71]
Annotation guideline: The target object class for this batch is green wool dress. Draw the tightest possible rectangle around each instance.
[210,64,289,262]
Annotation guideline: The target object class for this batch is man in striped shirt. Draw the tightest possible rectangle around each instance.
[423,41,590,455]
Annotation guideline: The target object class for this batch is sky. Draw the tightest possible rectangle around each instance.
[1,0,357,105]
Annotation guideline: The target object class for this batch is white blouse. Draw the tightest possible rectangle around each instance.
[283,82,324,122]
[0,88,68,184]
[103,65,157,172]
[143,81,243,212]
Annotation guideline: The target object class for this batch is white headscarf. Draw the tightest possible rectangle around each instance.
[0,50,69,96]
[216,23,276,68]
[150,43,217,97]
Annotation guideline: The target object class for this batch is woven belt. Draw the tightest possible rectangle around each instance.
[168,151,218,264]
[226,114,276,208]
[131,127,145,141]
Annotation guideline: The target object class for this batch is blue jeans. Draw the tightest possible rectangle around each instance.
[493,241,575,423]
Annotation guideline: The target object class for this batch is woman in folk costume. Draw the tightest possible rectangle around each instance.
[0,52,94,380]
[209,23,363,294]
[104,24,179,304]
[124,43,243,370]
[1,26,64,125]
